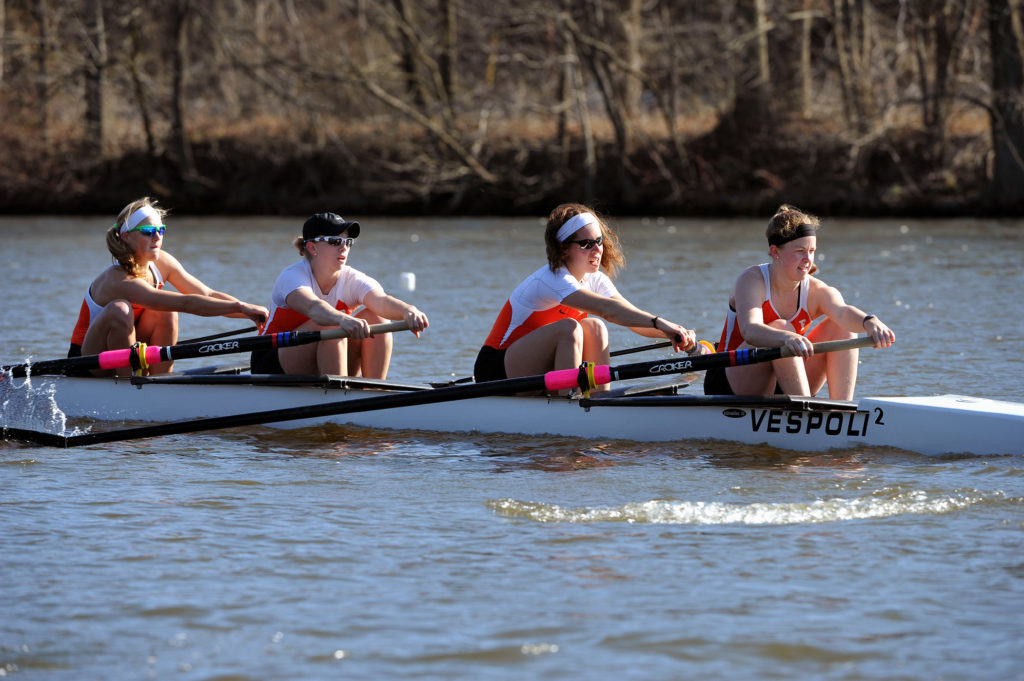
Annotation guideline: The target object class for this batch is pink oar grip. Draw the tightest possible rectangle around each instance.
[97,349,131,370]
[542,365,612,391]
[96,345,165,370]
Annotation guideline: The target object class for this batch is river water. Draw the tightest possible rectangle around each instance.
[1,215,1022,680]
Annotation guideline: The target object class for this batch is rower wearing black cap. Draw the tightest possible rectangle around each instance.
[250,212,428,378]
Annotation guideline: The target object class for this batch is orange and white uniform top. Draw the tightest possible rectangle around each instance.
[717,263,814,351]
[482,265,620,350]
[70,262,165,347]
[261,259,382,335]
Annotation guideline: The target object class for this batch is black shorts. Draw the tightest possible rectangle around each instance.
[703,366,733,395]
[250,348,285,374]
[64,343,92,377]
[703,366,783,395]
[473,346,507,382]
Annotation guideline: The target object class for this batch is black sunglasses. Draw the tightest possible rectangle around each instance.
[569,236,604,250]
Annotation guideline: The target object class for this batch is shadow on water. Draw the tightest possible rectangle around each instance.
[221,423,942,474]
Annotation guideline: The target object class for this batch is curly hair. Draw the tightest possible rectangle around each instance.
[543,203,625,278]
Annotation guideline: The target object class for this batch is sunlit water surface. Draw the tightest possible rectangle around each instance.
[1,215,1022,680]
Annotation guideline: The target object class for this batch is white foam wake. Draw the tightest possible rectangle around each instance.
[488,488,1016,525]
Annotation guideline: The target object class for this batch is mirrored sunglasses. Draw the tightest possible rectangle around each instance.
[309,236,355,248]
[126,225,166,237]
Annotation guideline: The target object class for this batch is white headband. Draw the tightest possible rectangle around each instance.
[556,212,598,242]
[120,205,161,234]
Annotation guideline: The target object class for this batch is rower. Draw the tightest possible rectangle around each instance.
[704,204,895,399]
[68,197,268,376]
[250,213,428,378]
[473,203,699,393]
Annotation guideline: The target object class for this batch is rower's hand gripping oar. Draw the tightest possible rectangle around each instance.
[2,321,410,378]
[3,336,877,448]
[542,336,872,393]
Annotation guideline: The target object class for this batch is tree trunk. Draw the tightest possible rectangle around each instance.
[801,2,814,117]
[33,0,49,148]
[440,0,456,103]
[1,0,6,85]
[391,0,428,109]
[988,0,1024,209]
[755,0,771,103]
[622,0,642,117]
[831,0,875,132]
[728,0,772,133]
[83,0,107,156]
[557,35,571,166]
[170,0,195,176]
[574,2,634,202]
[908,0,973,166]
[563,24,595,204]
[127,10,157,166]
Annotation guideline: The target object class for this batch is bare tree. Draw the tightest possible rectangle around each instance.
[988,0,1024,208]
[124,7,158,166]
[82,0,106,156]
[33,0,50,148]
[1,0,6,85]
[169,0,195,176]
[904,0,977,164]
[439,0,457,102]
[831,0,876,132]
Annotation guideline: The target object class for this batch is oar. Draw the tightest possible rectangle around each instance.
[610,340,672,357]
[177,326,258,344]
[2,321,410,378]
[3,336,876,448]
[610,339,715,357]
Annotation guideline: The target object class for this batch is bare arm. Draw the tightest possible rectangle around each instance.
[158,252,265,320]
[362,289,429,336]
[562,289,695,352]
[812,282,896,348]
[101,275,268,326]
[283,287,371,339]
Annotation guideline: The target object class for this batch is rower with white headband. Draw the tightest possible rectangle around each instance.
[67,196,268,376]
[474,203,700,392]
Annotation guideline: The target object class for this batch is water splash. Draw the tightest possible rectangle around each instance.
[488,488,1018,525]
[1,370,71,435]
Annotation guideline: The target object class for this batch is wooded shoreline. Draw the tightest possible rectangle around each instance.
[1,1,1022,218]
[0,120,1003,218]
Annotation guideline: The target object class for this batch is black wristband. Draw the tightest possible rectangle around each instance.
[651,315,661,329]
[862,314,876,328]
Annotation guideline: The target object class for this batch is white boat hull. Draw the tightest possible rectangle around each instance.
[6,373,1024,456]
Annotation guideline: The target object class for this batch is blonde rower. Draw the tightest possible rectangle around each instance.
[69,197,268,376]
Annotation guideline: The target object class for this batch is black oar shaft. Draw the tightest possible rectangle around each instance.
[160,321,409,363]
[177,326,258,344]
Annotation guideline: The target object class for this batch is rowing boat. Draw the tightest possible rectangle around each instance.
[5,368,1023,456]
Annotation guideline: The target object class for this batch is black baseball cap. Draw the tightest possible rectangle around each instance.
[302,212,361,240]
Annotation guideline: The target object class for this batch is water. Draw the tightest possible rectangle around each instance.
[2,215,1023,680]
